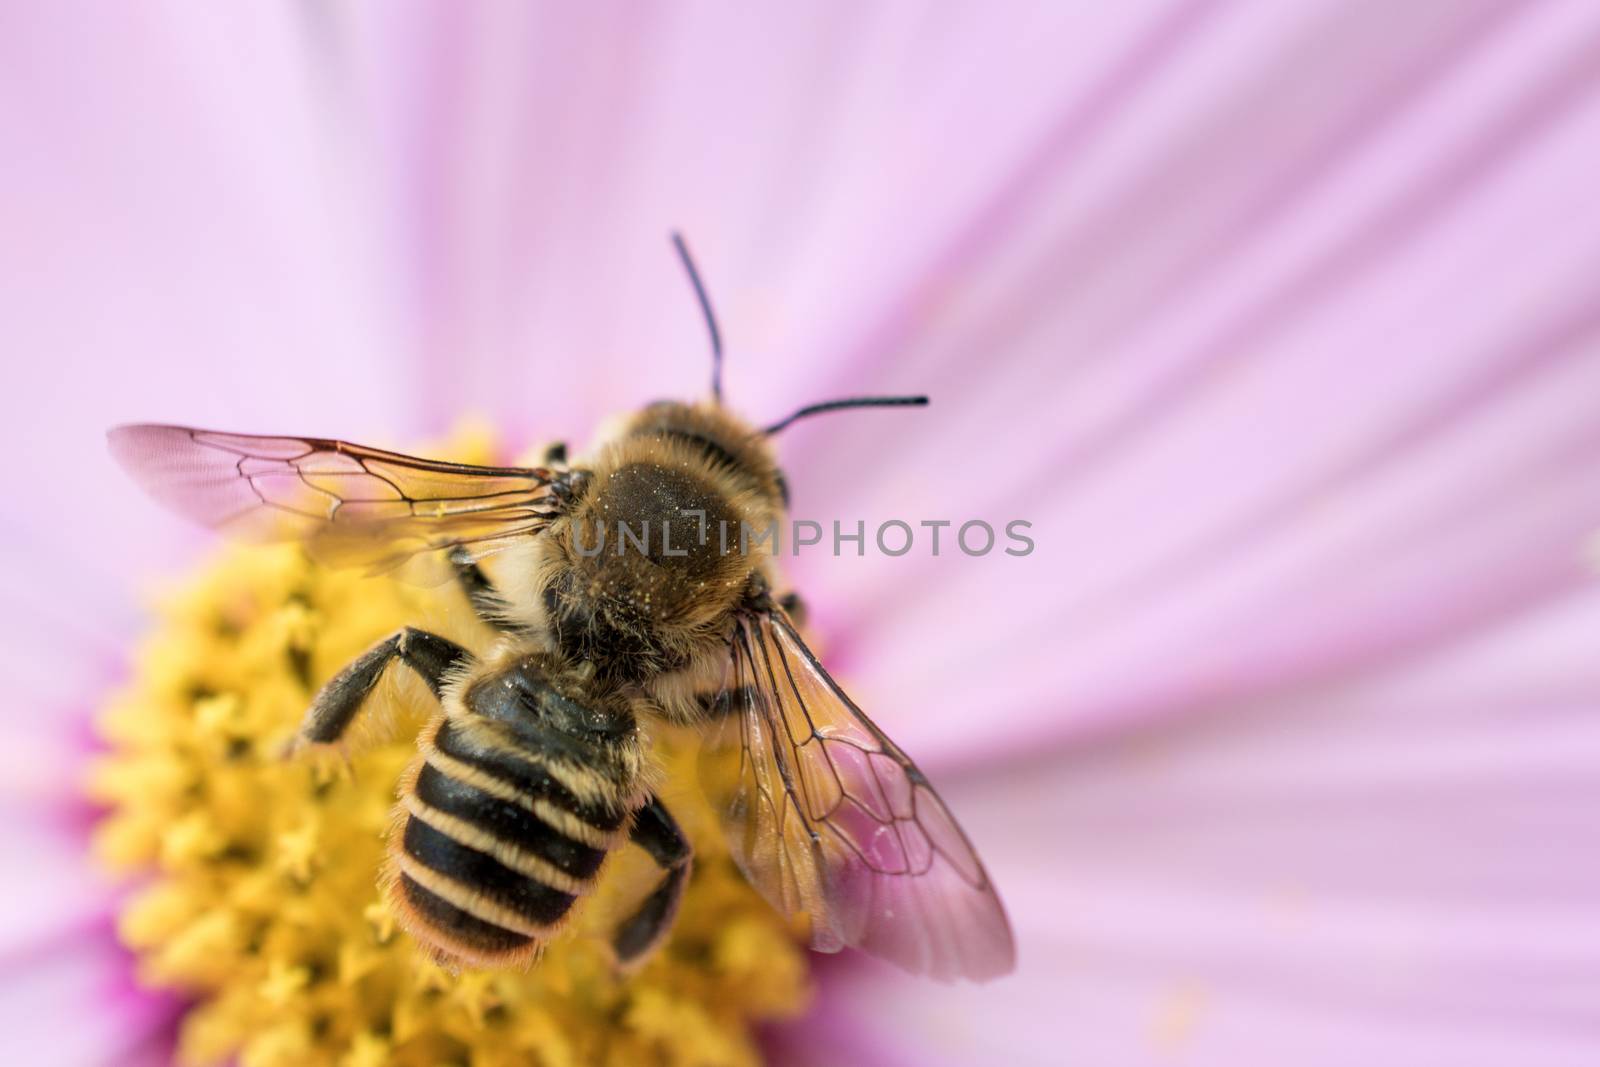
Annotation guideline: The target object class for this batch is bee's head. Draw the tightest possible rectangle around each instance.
[625,399,782,498]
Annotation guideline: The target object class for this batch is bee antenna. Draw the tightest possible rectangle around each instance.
[670,232,724,404]
[763,395,929,436]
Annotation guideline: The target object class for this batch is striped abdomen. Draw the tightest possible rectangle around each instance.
[388,714,631,967]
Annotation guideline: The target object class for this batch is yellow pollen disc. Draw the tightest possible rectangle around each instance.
[89,427,811,1067]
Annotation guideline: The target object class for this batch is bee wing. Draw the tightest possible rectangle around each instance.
[702,608,1016,982]
[108,424,561,576]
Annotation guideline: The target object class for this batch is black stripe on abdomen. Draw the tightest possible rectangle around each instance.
[401,817,577,929]
[395,873,533,956]
[433,721,626,832]
[414,763,606,880]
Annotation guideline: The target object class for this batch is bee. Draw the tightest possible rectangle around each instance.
[109,235,1016,981]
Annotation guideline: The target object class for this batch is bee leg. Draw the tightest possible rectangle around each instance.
[447,548,517,632]
[540,441,568,466]
[613,795,693,966]
[297,628,471,746]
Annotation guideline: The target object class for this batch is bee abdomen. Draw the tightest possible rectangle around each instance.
[394,871,536,958]
[409,765,606,887]
[399,811,574,915]
[390,799,585,964]
[388,717,628,965]
[429,718,630,841]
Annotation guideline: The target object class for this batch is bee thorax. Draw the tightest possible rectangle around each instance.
[539,410,787,686]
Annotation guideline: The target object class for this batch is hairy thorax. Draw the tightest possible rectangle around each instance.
[491,403,787,721]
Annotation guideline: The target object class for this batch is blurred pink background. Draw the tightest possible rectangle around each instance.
[5,2,1600,1064]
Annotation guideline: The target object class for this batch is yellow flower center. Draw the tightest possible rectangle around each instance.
[89,429,810,1067]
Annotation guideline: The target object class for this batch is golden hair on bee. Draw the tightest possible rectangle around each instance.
[490,399,787,723]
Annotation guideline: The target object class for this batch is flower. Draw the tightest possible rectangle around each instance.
[5,3,1600,1065]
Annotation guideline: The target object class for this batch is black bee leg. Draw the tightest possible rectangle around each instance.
[297,628,472,746]
[540,441,568,466]
[777,590,808,629]
[448,548,516,632]
[613,795,693,966]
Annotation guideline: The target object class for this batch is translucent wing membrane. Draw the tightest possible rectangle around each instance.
[109,424,559,575]
[703,609,1015,982]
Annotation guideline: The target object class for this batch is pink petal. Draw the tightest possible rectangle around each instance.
[780,586,1600,1063]
[0,2,411,598]
[0,916,180,1066]
[320,1,1189,435]
[792,0,1600,766]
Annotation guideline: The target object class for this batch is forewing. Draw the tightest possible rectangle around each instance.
[702,609,1016,982]
[109,424,559,575]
